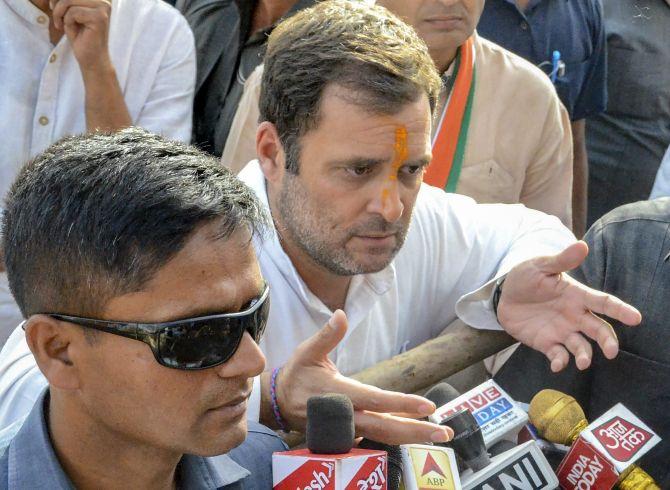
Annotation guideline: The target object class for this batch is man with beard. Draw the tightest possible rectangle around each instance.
[223,0,574,234]
[0,1,642,440]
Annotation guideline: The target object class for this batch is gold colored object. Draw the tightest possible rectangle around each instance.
[618,466,661,490]
[529,389,660,489]
[529,389,587,445]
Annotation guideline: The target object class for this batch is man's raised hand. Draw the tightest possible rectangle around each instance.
[264,310,453,445]
[498,241,642,372]
[51,0,112,72]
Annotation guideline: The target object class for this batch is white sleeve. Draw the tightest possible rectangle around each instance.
[411,187,575,332]
[134,13,196,143]
[453,200,576,330]
[650,145,670,199]
[0,325,47,430]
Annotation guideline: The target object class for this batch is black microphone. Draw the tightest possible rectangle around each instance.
[273,394,389,488]
[306,393,354,454]
[488,439,516,456]
[426,384,558,489]
[440,409,491,472]
[424,382,462,409]
[358,439,402,490]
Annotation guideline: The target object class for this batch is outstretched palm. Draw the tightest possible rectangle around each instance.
[498,241,642,372]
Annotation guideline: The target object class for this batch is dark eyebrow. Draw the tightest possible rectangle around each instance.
[404,156,432,168]
[328,156,432,168]
[328,157,388,168]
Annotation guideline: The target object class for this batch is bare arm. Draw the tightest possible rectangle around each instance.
[571,120,588,237]
[52,0,132,132]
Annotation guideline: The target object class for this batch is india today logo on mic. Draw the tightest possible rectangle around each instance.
[556,437,618,490]
[591,416,653,462]
[580,403,661,474]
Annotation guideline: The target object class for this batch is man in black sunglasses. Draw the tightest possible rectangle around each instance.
[0,127,449,487]
[0,128,287,488]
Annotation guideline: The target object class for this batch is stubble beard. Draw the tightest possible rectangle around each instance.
[275,176,408,276]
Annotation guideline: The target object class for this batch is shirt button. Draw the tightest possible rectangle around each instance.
[49,53,57,63]
[39,116,49,126]
[520,21,529,30]
[37,15,47,24]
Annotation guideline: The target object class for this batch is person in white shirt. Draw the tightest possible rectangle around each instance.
[0,0,196,346]
[650,145,670,199]
[0,1,641,439]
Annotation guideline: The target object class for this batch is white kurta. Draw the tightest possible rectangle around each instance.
[0,0,196,206]
[0,161,575,428]
[0,0,196,346]
[239,162,575,374]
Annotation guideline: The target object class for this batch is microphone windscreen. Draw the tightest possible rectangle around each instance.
[488,439,516,456]
[441,409,490,472]
[424,382,461,409]
[358,439,402,490]
[306,393,355,454]
[528,389,587,445]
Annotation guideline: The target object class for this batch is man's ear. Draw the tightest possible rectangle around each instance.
[256,121,286,183]
[24,315,81,390]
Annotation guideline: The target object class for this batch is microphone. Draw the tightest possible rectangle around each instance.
[424,386,556,488]
[438,409,557,489]
[306,393,354,454]
[440,409,491,472]
[429,380,528,448]
[398,444,461,490]
[358,439,402,490]
[425,382,540,466]
[273,394,388,489]
[458,440,558,490]
[424,383,462,409]
[529,389,661,489]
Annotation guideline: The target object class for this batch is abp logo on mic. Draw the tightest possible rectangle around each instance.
[406,446,458,490]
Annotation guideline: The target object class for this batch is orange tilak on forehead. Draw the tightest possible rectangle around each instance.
[381,126,409,203]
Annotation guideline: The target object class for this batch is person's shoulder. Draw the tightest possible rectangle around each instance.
[594,199,670,231]
[413,184,477,216]
[226,421,287,489]
[234,421,288,456]
[475,35,558,100]
[176,0,236,22]
[408,185,483,239]
[0,447,7,490]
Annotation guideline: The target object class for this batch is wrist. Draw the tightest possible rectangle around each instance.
[79,55,115,81]
[492,276,506,321]
[260,368,290,431]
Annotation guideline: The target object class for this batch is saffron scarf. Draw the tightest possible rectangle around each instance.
[424,37,476,192]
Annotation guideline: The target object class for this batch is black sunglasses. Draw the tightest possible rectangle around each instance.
[47,284,270,370]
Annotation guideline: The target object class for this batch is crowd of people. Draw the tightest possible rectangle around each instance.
[0,0,668,488]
